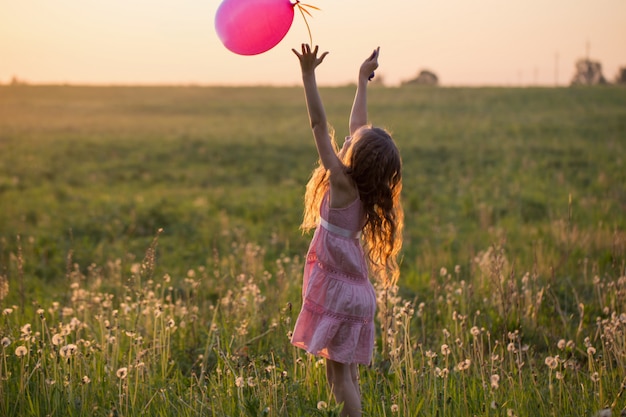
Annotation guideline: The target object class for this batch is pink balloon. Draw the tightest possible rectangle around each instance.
[215,0,295,56]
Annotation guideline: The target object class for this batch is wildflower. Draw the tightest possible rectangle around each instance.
[51,333,64,346]
[591,372,600,383]
[15,345,28,357]
[440,267,447,277]
[247,377,256,387]
[470,326,480,337]
[37,308,45,317]
[82,376,91,384]
[544,356,558,370]
[317,401,328,410]
[490,374,500,389]
[116,367,128,379]
[556,371,564,380]
[235,376,245,388]
[457,359,471,371]
[507,342,516,352]
[60,344,78,358]
[557,339,566,350]
[69,317,81,331]
[435,367,449,378]
[454,265,461,274]
[1,337,11,348]
[441,344,450,356]
[587,346,596,356]
[391,404,399,413]
[3,308,13,315]
[20,324,32,337]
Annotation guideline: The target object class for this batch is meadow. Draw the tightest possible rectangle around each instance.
[0,84,625,416]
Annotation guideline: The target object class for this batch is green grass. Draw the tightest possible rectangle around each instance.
[0,84,625,416]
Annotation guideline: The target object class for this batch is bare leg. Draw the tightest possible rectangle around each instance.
[350,363,360,397]
[326,359,362,417]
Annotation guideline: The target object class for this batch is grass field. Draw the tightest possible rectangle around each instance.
[0,84,625,416]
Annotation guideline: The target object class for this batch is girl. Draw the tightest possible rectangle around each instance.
[290,44,404,417]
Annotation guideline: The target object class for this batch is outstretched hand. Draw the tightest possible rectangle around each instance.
[360,47,380,81]
[292,44,329,75]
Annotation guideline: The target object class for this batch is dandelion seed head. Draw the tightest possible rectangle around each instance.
[457,359,471,371]
[116,367,128,379]
[60,344,78,358]
[490,374,500,389]
[15,345,28,357]
[441,344,450,356]
[235,376,244,388]
[391,404,399,413]
[1,337,11,348]
[20,323,32,337]
[317,401,328,410]
[52,333,64,346]
[587,346,596,356]
[557,339,566,350]
[544,356,558,369]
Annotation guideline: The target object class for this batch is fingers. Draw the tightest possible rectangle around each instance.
[367,47,380,62]
[293,44,328,63]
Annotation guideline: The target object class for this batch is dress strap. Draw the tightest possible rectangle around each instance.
[319,217,361,239]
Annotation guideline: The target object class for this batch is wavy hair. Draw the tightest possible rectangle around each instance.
[301,126,404,287]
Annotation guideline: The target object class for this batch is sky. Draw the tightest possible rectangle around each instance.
[1,0,625,87]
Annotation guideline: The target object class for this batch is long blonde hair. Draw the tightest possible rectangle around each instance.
[301,126,404,287]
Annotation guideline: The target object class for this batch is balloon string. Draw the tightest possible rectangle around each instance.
[293,0,319,46]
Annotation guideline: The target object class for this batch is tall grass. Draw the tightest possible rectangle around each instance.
[0,228,624,416]
[0,85,625,415]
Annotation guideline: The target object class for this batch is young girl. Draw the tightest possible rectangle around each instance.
[290,44,404,417]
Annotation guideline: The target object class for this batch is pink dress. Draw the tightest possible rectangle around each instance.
[291,192,376,365]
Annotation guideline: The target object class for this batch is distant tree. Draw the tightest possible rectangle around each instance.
[10,76,27,86]
[615,67,626,85]
[570,59,607,85]
[402,70,438,86]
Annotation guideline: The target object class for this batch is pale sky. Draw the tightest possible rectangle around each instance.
[1,0,624,86]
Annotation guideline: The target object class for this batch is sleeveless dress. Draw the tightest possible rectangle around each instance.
[291,192,377,365]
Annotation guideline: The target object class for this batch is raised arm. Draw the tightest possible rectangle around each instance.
[349,47,380,136]
[292,44,341,172]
